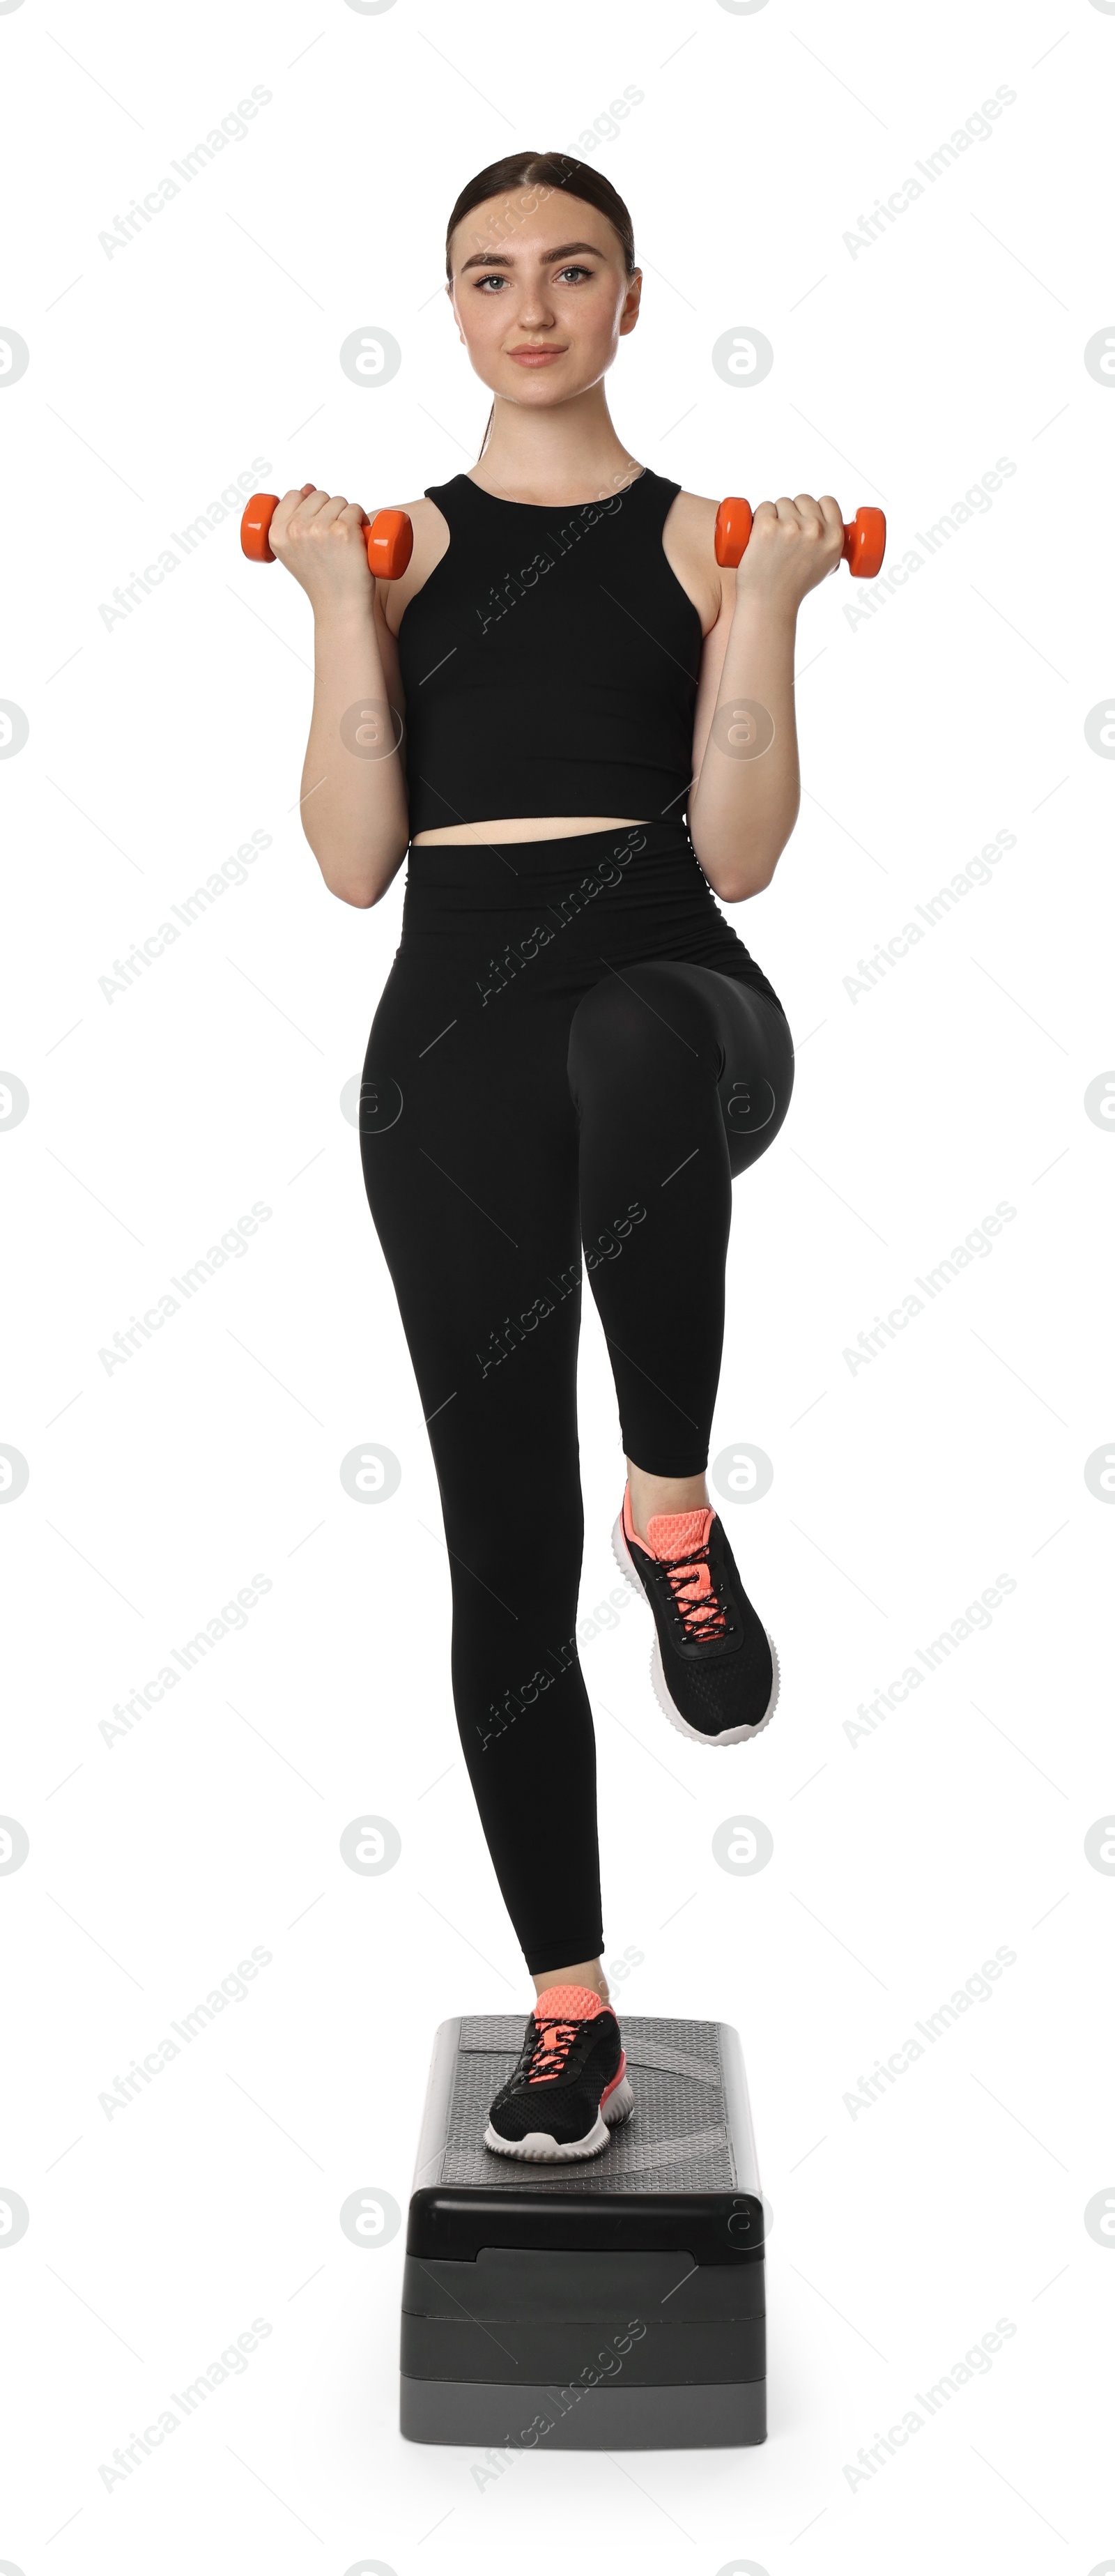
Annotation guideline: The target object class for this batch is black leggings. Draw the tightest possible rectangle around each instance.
[360,823,794,1973]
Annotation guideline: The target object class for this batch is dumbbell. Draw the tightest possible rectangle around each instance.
[240,490,414,580]
[715,496,886,578]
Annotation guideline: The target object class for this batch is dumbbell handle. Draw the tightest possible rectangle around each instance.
[714,497,886,579]
[240,491,414,581]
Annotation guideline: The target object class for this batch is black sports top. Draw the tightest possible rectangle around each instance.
[396,468,704,836]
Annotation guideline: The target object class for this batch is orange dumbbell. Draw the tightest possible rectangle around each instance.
[714,496,886,579]
[239,491,414,581]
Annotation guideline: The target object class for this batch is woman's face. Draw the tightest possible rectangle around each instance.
[446,189,641,409]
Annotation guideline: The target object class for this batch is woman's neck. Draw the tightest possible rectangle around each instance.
[469,386,642,507]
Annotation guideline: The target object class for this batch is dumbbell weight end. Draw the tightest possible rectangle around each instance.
[240,492,279,562]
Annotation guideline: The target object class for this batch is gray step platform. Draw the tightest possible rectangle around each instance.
[401,2013,765,2449]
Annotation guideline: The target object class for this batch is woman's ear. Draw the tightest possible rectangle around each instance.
[445,279,465,346]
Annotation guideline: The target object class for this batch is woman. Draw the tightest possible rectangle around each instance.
[269,151,847,2163]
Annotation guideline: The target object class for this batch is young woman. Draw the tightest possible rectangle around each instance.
[270,152,847,2162]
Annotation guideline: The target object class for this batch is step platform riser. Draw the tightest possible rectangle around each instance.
[402,2014,765,2451]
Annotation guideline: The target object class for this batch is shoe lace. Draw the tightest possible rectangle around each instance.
[525,2015,582,2085]
[662,1540,730,1643]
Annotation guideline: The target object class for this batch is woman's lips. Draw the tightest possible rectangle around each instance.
[507,348,566,365]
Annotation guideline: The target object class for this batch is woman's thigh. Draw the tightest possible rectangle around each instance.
[569,956,794,1185]
[358,955,586,1566]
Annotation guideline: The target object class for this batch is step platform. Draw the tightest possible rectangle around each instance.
[401,2012,765,2449]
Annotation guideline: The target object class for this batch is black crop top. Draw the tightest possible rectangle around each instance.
[396,468,704,836]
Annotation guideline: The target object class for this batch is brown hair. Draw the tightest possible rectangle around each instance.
[445,152,637,460]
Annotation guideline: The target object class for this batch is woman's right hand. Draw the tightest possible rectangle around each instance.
[267,484,376,614]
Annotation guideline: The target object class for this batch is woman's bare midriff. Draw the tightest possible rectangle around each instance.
[410,815,647,845]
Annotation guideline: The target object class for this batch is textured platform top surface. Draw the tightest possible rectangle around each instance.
[433,2013,744,2197]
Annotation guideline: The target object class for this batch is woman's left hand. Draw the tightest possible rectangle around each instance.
[733,493,846,612]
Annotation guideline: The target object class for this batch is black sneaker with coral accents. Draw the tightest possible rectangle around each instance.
[613,1482,779,1747]
[484,1985,634,2163]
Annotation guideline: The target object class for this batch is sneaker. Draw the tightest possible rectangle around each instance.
[613,1484,779,1747]
[484,1985,634,2162]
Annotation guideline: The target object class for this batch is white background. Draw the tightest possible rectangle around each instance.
[1,0,1112,2568]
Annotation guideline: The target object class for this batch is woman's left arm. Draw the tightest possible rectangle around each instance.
[686,493,845,903]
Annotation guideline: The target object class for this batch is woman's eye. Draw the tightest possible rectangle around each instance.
[556,265,592,283]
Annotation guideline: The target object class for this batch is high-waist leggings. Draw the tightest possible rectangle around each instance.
[360,822,794,1973]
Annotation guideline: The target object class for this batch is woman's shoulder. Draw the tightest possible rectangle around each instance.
[390,491,453,526]
[661,483,721,537]
[378,493,453,638]
[660,486,731,636]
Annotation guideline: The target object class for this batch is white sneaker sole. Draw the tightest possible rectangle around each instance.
[611,1512,780,1748]
[484,2071,634,2163]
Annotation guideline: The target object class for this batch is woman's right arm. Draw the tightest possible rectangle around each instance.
[268,485,413,910]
